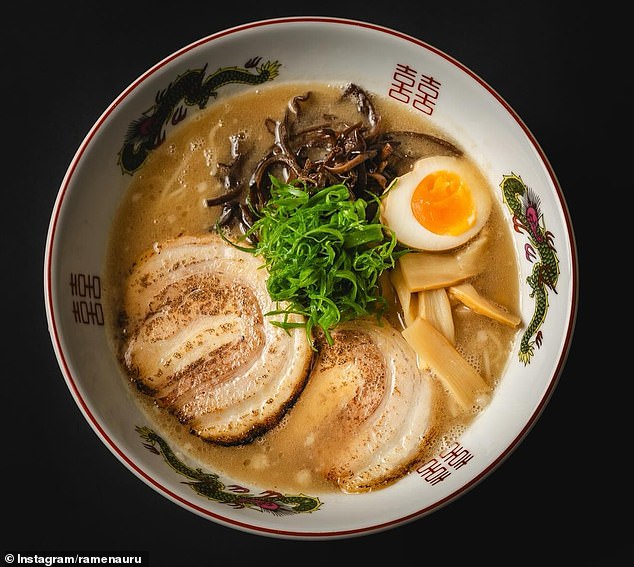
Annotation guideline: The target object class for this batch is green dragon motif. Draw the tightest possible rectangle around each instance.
[501,173,560,365]
[118,57,281,175]
[136,426,322,515]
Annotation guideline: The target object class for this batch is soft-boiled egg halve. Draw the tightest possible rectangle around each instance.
[381,155,492,251]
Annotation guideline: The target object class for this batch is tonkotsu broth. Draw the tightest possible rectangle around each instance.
[104,82,520,494]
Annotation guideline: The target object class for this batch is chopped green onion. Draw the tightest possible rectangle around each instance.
[229,175,405,346]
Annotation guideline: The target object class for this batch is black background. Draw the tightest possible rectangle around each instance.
[4,1,615,563]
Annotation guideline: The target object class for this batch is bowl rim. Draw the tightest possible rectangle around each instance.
[44,15,579,540]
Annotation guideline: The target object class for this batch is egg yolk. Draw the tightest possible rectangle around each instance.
[411,170,476,235]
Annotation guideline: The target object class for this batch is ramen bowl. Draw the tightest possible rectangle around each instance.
[44,16,577,540]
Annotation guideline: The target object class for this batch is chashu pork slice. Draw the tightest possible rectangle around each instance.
[287,319,438,493]
[120,233,314,445]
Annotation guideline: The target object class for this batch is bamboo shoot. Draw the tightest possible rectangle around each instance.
[448,283,521,328]
[398,251,479,292]
[402,317,490,411]
[417,288,455,344]
[455,233,489,273]
[389,263,418,326]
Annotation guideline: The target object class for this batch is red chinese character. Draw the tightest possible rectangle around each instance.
[395,63,418,79]
[413,75,441,115]
[418,74,442,90]
[416,458,452,485]
[388,63,417,104]
[412,92,436,115]
[440,443,474,470]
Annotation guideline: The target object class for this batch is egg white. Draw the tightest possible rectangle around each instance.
[381,155,492,251]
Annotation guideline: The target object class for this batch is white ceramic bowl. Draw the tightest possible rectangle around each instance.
[44,16,577,540]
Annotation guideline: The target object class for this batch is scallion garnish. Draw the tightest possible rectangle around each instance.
[226,175,405,346]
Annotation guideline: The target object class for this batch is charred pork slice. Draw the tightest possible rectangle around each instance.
[120,234,313,445]
[287,320,438,493]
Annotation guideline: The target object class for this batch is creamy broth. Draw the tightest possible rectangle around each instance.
[104,82,519,494]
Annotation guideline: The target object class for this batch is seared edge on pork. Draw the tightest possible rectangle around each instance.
[288,319,438,493]
[119,234,314,445]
